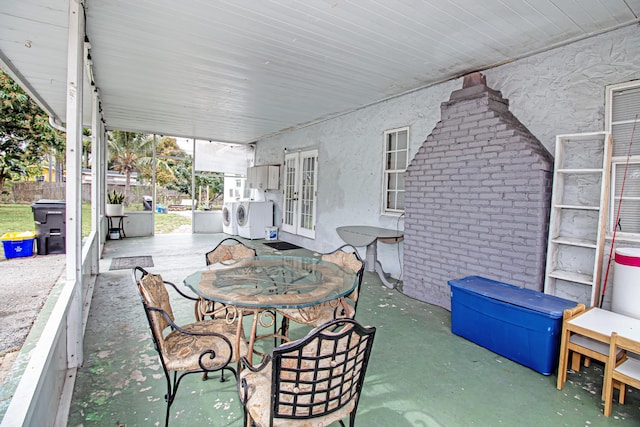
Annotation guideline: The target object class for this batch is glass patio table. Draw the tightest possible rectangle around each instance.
[184,255,358,364]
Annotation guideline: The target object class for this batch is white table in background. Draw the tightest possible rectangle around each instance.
[336,225,403,289]
[557,307,640,390]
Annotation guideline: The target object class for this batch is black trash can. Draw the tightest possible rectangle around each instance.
[142,196,153,211]
[31,199,66,255]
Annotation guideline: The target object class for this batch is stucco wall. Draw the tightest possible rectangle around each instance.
[254,25,640,286]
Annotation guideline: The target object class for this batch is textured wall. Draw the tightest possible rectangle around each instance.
[254,25,640,289]
[403,81,553,309]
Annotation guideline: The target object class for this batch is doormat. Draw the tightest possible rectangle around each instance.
[109,256,154,271]
[263,242,301,251]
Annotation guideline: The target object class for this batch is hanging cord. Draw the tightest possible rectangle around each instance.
[599,114,638,308]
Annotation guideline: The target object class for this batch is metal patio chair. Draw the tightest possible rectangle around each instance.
[198,237,257,320]
[132,266,247,426]
[205,237,257,266]
[239,318,376,427]
[280,244,364,338]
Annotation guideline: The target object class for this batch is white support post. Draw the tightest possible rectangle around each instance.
[191,137,196,233]
[101,118,107,243]
[90,89,102,273]
[64,0,85,368]
[152,134,156,233]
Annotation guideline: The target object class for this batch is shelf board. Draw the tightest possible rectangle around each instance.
[553,204,600,211]
[551,237,597,248]
[557,168,603,174]
[548,269,594,286]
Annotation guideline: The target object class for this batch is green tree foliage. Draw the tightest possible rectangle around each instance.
[166,158,224,206]
[157,136,186,158]
[108,131,150,204]
[197,172,224,206]
[136,136,183,186]
[167,158,194,195]
[0,69,65,193]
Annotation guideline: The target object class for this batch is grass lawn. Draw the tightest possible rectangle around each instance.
[0,203,191,259]
[0,203,92,236]
[154,212,191,234]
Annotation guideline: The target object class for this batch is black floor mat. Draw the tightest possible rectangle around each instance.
[109,256,154,271]
[263,242,301,251]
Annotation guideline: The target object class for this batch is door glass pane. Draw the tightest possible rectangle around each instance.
[283,156,297,228]
[300,155,316,232]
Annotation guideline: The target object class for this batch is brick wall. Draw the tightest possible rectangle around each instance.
[403,74,554,309]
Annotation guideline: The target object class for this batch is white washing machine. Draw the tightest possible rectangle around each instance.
[222,201,240,235]
[236,201,273,239]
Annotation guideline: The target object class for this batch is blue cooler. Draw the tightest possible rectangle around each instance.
[448,276,577,375]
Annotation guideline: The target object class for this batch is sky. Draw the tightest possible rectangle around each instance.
[175,137,193,155]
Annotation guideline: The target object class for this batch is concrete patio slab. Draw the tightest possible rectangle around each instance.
[66,234,640,426]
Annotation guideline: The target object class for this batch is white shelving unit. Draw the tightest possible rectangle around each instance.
[544,132,612,306]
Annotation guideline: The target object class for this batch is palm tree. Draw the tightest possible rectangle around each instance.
[135,136,181,187]
[108,131,150,204]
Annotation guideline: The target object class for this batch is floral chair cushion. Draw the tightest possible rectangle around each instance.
[321,250,363,302]
[138,272,175,350]
[207,243,255,265]
[163,319,248,371]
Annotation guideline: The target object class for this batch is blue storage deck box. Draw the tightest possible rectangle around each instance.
[448,276,577,375]
[1,232,35,259]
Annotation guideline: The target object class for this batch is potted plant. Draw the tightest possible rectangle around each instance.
[106,190,125,216]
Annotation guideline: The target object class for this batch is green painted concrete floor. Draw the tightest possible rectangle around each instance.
[68,234,640,426]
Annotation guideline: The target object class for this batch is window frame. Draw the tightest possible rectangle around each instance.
[382,126,409,216]
[605,80,640,240]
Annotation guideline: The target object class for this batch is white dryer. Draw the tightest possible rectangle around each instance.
[236,201,273,239]
[222,201,240,235]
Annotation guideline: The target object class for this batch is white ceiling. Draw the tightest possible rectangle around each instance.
[1,0,639,144]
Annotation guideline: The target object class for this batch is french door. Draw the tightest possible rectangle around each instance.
[282,149,318,239]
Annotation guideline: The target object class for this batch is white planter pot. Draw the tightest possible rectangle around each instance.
[106,204,124,216]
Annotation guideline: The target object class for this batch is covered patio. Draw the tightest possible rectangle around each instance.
[64,234,638,425]
[2,1,640,425]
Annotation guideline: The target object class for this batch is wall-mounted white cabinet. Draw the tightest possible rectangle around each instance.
[247,165,280,190]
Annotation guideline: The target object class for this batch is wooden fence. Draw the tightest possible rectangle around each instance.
[2,182,187,206]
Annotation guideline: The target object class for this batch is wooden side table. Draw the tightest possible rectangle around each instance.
[106,215,127,239]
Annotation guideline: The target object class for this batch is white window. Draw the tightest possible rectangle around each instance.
[383,127,408,215]
[606,81,640,238]
[282,149,318,239]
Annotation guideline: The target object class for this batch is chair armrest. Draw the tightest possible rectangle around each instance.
[147,306,231,339]
[238,354,271,406]
[163,279,199,302]
[239,354,271,373]
[147,307,236,370]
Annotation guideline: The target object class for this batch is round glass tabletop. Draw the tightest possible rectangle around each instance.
[184,255,358,309]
